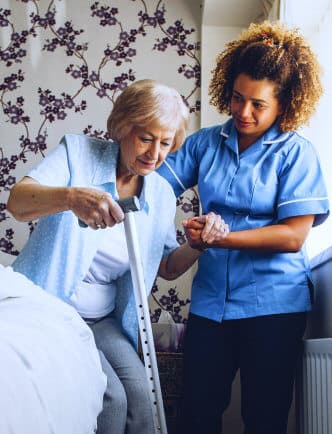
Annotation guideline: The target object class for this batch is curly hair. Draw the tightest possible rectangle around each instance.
[209,21,323,132]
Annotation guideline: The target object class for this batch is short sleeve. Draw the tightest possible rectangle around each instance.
[277,140,329,226]
[27,136,70,186]
[157,131,201,197]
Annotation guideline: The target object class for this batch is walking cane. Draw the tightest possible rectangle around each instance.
[79,196,168,434]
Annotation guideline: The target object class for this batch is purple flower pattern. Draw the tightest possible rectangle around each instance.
[150,282,191,324]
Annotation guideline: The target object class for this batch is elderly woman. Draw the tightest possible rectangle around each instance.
[7,79,228,434]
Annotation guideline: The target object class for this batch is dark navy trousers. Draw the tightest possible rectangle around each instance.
[178,312,306,434]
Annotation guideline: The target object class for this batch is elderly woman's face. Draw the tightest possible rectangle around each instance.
[119,122,176,176]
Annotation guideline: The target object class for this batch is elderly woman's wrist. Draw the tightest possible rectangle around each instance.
[65,187,77,211]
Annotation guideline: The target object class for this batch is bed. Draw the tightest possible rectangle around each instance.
[0,255,106,434]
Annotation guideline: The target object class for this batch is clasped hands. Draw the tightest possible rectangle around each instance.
[183,212,229,251]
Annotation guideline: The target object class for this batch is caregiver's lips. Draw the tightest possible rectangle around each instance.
[235,118,254,128]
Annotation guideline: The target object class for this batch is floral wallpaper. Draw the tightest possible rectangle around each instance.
[0,0,201,324]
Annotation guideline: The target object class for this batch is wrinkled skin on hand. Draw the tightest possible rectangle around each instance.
[182,212,230,250]
[70,187,124,230]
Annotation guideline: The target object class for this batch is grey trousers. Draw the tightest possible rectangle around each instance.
[89,316,155,434]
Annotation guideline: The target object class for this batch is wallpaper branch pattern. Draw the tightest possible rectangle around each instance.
[0,0,201,323]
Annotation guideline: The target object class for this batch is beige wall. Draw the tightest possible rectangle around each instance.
[200,25,242,128]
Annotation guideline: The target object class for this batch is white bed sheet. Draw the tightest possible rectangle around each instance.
[0,264,106,434]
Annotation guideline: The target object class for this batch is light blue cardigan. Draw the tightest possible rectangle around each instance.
[13,134,178,347]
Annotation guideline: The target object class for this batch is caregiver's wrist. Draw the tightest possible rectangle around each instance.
[190,242,209,252]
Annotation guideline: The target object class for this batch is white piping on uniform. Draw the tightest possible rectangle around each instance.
[263,139,285,144]
[278,196,329,208]
[163,160,186,192]
[220,127,288,144]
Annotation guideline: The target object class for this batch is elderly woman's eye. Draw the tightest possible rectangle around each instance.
[140,136,152,143]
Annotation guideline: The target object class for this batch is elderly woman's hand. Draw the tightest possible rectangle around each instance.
[182,212,229,250]
[69,187,124,230]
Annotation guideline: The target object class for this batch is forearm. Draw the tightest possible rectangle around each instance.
[158,243,201,280]
[7,178,71,221]
[209,217,314,252]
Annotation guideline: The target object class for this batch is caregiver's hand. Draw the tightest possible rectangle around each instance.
[183,212,229,250]
[69,187,124,230]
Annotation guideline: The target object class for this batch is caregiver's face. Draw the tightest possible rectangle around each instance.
[119,122,176,176]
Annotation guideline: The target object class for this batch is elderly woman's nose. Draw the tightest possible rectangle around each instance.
[147,142,159,159]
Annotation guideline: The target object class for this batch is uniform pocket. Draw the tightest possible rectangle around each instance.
[226,282,259,307]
